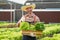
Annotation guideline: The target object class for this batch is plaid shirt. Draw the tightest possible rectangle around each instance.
[17,13,40,26]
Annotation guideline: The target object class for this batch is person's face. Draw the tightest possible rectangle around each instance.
[26,7,32,13]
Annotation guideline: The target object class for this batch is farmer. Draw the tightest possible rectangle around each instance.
[17,3,40,40]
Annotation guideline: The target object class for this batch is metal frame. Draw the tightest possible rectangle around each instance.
[33,9,60,12]
[0,3,15,22]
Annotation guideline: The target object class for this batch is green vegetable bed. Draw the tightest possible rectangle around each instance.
[0,28,22,40]
[1,22,60,40]
[41,34,60,40]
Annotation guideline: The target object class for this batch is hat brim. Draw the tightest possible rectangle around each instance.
[21,4,36,11]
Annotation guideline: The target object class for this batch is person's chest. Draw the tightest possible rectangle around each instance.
[25,14,35,22]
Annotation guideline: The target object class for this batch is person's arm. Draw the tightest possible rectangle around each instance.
[17,16,25,27]
[36,16,40,22]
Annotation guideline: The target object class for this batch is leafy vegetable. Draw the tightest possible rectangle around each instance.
[0,28,22,40]
[35,22,45,31]
[29,24,35,31]
[20,22,29,30]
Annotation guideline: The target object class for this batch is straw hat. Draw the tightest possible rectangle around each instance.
[21,3,36,11]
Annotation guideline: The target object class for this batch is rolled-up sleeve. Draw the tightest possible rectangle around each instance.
[17,16,25,24]
[20,16,25,22]
[36,16,40,22]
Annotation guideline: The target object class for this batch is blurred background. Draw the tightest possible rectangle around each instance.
[0,0,60,23]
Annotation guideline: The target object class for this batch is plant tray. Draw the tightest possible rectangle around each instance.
[22,30,42,36]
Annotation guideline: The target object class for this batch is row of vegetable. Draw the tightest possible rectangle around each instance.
[43,25,60,36]
[0,22,17,28]
[39,23,60,40]
[0,28,22,40]
[41,34,60,40]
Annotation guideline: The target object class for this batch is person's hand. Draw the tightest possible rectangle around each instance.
[30,32,36,37]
